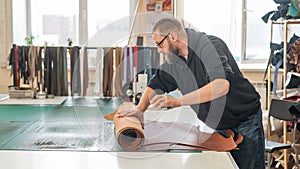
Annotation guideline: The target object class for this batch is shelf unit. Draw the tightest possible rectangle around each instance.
[267,19,300,169]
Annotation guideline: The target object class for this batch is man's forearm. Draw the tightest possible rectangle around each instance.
[136,87,156,111]
[180,79,229,106]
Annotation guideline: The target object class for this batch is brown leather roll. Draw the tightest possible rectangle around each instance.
[106,104,243,151]
[113,114,145,151]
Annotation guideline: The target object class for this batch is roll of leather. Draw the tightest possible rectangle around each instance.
[106,104,243,151]
[113,114,145,151]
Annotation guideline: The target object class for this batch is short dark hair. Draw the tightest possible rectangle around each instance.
[152,17,186,37]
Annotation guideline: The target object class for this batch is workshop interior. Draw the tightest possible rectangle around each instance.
[2,0,300,169]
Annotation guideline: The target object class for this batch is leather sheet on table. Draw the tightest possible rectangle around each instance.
[108,105,243,151]
[141,121,242,151]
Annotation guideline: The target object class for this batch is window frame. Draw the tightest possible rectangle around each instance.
[241,0,268,64]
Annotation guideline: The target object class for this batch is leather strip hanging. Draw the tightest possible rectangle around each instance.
[83,47,89,96]
[94,47,103,96]
[60,47,68,96]
[144,47,152,79]
[133,46,138,75]
[14,45,19,87]
[123,46,128,85]
[114,47,124,97]
[103,48,114,97]
[106,104,243,151]
[70,46,81,95]
[56,47,61,96]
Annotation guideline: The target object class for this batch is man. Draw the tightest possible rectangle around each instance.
[117,17,264,169]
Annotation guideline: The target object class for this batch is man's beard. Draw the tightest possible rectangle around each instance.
[165,40,180,64]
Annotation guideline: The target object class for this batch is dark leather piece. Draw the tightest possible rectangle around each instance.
[69,46,81,95]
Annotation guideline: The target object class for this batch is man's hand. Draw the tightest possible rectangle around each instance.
[150,94,181,109]
[116,103,144,123]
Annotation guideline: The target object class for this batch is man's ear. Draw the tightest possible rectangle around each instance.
[170,32,178,41]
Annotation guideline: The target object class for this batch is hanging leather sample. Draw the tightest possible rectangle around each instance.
[36,46,43,89]
[58,47,68,96]
[8,45,14,86]
[55,47,62,96]
[28,46,36,87]
[69,46,81,96]
[44,47,51,94]
[122,46,133,100]
[137,46,145,74]
[94,47,103,96]
[143,46,152,81]
[123,46,129,85]
[19,46,29,85]
[114,47,124,97]
[133,46,138,70]
[80,46,89,96]
[151,47,160,79]
[51,47,58,95]
[103,47,113,97]
[13,46,20,87]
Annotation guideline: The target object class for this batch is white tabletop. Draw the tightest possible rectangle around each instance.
[0,150,238,169]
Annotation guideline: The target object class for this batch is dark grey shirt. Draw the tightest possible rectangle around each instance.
[148,28,261,130]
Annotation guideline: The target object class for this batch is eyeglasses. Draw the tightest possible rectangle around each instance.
[156,32,170,48]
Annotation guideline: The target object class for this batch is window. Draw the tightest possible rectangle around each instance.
[30,0,79,46]
[183,0,282,63]
[244,0,277,61]
[12,0,27,45]
[87,0,130,47]
[184,0,242,62]
[11,0,131,69]
[12,0,79,46]
[12,0,131,47]
[86,0,130,68]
